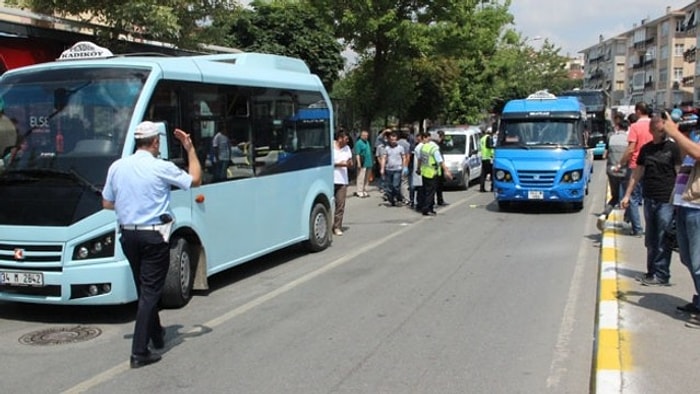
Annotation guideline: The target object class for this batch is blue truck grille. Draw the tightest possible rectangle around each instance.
[517,170,556,188]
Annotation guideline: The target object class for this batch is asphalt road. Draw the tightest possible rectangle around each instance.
[0,161,609,394]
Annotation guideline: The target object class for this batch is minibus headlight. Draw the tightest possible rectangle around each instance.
[73,231,116,260]
[495,169,512,182]
[562,170,582,183]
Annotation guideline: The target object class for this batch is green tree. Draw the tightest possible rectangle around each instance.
[222,0,344,90]
[8,0,236,50]
[309,0,514,128]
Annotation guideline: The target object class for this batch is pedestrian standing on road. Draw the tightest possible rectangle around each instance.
[397,130,412,204]
[374,129,389,198]
[410,132,424,210]
[479,127,495,192]
[621,115,681,286]
[380,131,407,206]
[333,130,353,236]
[102,121,202,368]
[354,130,373,198]
[618,102,653,237]
[662,111,700,326]
[418,131,453,216]
[597,114,629,230]
[436,130,449,206]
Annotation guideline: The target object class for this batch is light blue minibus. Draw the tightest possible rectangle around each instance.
[0,42,334,307]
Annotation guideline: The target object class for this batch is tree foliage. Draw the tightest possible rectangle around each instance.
[8,0,581,128]
[221,0,344,90]
[8,0,236,49]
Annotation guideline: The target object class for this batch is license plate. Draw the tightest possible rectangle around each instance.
[528,190,544,200]
[0,271,44,286]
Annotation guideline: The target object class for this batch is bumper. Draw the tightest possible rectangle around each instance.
[0,259,137,305]
[494,183,585,203]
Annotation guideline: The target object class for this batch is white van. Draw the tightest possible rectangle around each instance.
[429,126,483,190]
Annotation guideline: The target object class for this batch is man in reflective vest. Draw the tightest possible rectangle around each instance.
[418,131,453,216]
[479,127,495,192]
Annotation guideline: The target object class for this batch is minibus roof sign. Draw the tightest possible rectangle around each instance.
[58,41,114,61]
[527,90,557,100]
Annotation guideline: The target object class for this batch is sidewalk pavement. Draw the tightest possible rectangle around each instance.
[596,209,698,394]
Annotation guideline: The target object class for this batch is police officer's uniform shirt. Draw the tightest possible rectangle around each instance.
[103,150,193,225]
[427,141,444,164]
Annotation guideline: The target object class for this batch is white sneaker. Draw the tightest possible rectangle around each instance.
[333,229,343,236]
[596,214,606,232]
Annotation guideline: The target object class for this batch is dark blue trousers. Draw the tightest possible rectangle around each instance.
[120,229,169,356]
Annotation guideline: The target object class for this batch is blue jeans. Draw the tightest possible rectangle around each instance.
[643,198,674,281]
[385,170,402,204]
[626,168,644,234]
[677,206,700,308]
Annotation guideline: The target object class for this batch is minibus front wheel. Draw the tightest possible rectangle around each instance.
[161,237,195,308]
[304,202,331,252]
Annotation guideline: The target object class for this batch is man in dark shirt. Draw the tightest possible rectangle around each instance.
[622,115,681,286]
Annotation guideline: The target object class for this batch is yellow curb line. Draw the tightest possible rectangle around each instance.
[595,209,633,393]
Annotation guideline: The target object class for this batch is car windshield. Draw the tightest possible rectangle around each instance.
[0,67,149,187]
[500,120,581,147]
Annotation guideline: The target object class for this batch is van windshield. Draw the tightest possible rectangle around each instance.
[440,134,467,155]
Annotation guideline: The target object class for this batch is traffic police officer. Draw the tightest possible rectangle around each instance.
[102,121,202,368]
[480,127,495,192]
[418,131,452,215]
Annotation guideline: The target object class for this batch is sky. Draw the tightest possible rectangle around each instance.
[509,0,693,56]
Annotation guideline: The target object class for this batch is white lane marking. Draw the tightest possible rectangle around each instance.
[63,193,477,393]
[546,223,589,389]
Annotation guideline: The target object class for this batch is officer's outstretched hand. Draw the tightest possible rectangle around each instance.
[444,169,453,181]
[174,129,194,151]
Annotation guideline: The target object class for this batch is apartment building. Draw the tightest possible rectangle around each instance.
[580,3,698,109]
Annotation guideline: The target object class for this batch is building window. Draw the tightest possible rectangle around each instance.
[675,43,685,57]
[673,67,683,82]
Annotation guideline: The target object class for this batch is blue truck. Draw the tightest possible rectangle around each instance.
[493,90,593,211]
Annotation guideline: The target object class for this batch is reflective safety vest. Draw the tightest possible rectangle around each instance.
[480,134,494,160]
[420,142,440,179]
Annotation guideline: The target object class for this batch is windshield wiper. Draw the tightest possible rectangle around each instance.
[539,142,570,150]
[5,168,102,195]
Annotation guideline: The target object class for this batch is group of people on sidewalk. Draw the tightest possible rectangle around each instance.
[601,101,700,329]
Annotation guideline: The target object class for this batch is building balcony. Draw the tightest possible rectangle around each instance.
[684,47,696,63]
[682,76,695,87]
[633,37,656,51]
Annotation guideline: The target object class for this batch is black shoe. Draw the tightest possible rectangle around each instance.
[437,201,449,206]
[634,273,653,282]
[479,189,486,192]
[640,276,670,287]
[677,302,700,314]
[130,353,162,369]
[422,211,436,216]
[151,329,165,350]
